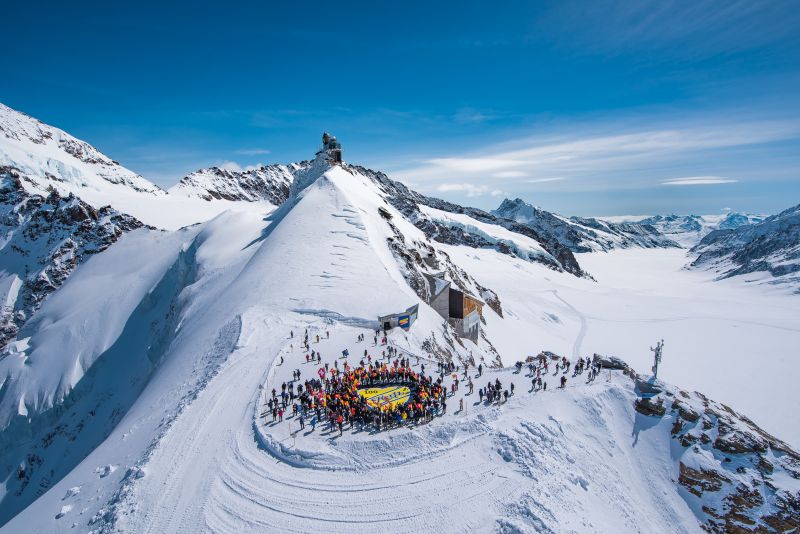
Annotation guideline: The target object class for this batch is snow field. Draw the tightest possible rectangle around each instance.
[117,317,702,533]
[1,156,796,532]
[441,245,800,448]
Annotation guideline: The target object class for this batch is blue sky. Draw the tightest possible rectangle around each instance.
[3,0,799,215]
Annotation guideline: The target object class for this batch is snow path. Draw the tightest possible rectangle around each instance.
[550,290,587,360]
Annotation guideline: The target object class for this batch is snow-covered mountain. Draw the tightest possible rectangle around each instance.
[689,203,800,290]
[353,168,588,277]
[0,169,146,347]
[0,103,274,230]
[0,104,797,532]
[493,198,680,252]
[170,162,311,204]
[0,103,162,197]
[636,213,765,247]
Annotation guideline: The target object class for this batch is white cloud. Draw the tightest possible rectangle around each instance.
[217,160,265,173]
[391,114,799,194]
[526,177,566,184]
[453,108,497,124]
[493,170,528,178]
[436,183,497,197]
[425,157,521,173]
[660,176,738,186]
[235,148,271,156]
[218,160,243,172]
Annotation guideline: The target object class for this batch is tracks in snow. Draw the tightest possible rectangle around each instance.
[115,321,518,533]
[550,290,587,359]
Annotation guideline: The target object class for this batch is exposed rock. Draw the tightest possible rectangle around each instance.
[679,462,730,496]
[715,422,769,455]
[672,400,700,422]
[635,397,666,417]
[690,203,800,291]
[593,354,630,372]
[493,197,680,252]
[169,162,311,204]
[347,165,590,279]
[0,168,147,347]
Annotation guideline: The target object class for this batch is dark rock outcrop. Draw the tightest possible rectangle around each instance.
[0,168,147,347]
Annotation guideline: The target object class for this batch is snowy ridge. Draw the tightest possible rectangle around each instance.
[0,102,276,230]
[632,371,800,533]
[638,213,765,248]
[350,165,588,278]
[0,103,161,196]
[169,162,312,204]
[493,198,680,252]
[690,203,800,291]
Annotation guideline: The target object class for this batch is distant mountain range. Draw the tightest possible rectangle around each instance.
[492,198,680,252]
[690,204,800,290]
[635,213,766,247]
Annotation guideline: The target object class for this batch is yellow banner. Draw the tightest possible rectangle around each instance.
[357,386,411,410]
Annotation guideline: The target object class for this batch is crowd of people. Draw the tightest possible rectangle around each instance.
[264,333,449,435]
[264,328,605,438]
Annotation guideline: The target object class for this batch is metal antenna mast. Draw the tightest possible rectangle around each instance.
[650,339,664,379]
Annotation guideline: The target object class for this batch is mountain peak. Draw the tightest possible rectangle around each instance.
[0,102,162,197]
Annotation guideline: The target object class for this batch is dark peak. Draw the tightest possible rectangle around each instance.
[496,197,528,211]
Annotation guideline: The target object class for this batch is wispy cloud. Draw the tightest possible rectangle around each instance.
[527,177,566,184]
[392,114,800,195]
[217,160,265,172]
[493,170,528,178]
[235,148,271,156]
[661,176,738,186]
[436,183,505,197]
[453,107,498,124]
[536,0,800,60]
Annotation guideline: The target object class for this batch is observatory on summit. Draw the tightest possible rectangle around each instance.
[318,132,343,164]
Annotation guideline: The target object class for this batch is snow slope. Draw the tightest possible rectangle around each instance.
[441,245,800,448]
[0,103,274,230]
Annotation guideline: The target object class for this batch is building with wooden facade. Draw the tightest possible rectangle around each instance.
[423,273,483,342]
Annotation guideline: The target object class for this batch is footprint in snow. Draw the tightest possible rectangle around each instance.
[95,464,117,478]
[62,486,81,500]
[55,504,72,519]
[571,476,589,491]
